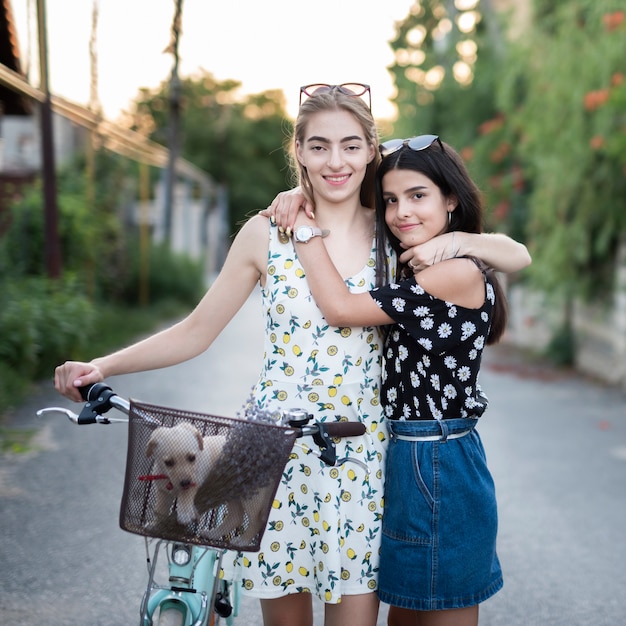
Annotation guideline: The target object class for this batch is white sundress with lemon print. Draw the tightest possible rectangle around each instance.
[236,223,392,603]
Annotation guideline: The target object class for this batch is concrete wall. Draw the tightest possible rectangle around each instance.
[136,180,229,281]
[505,240,626,389]
[0,112,84,171]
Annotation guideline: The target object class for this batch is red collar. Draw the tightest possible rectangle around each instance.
[138,474,173,490]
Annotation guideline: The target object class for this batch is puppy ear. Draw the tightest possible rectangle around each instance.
[195,428,204,451]
[146,429,162,457]
[179,422,204,450]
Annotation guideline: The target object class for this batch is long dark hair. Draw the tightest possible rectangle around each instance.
[374,140,508,344]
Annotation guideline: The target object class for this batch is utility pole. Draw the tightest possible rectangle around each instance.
[36,0,61,278]
[163,0,183,245]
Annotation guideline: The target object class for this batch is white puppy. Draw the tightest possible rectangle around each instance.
[146,421,272,543]
[146,422,226,525]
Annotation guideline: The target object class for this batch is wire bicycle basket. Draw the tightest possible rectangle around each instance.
[119,400,297,552]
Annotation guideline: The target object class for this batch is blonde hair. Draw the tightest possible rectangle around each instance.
[287,88,380,210]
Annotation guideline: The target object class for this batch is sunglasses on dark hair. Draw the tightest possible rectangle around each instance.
[299,83,372,109]
[379,134,443,157]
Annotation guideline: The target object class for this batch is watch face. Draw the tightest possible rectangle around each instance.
[296,226,313,242]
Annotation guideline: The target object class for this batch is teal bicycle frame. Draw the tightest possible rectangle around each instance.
[140,540,239,625]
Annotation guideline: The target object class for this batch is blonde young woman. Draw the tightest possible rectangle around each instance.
[56,85,529,626]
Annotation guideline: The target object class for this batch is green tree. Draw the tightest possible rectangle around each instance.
[130,73,291,232]
[387,0,505,150]
[488,1,626,300]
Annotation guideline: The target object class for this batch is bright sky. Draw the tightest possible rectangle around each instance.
[12,0,414,122]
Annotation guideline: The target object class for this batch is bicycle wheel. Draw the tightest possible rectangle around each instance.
[157,605,185,626]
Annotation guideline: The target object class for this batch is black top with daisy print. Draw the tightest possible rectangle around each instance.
[371,263,495,421]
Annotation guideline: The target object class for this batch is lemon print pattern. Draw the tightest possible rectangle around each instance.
[232,224,394,604]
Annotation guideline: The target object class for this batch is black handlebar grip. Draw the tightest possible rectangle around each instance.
[324,422,366,437]
[78,382,113,401]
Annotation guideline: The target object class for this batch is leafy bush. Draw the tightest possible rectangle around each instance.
[121,240,206,307]
[0,360,29,415]
[0,281,191,417]
[0,277,95,380]
[0,153,135,303]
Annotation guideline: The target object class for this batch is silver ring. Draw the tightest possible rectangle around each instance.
[408,260,416,270]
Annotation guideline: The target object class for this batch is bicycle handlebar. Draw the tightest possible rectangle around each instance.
[37,383,367,467]
[316,421,366,437]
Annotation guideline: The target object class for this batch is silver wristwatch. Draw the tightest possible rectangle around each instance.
[293,226,330,243]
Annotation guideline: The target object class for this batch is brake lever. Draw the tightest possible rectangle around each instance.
[335,456,370,474]
[36,407,80,423]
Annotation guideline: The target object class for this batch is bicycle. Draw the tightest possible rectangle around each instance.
[38,382,368,626]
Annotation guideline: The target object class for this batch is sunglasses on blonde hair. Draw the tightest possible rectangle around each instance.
[299,83,372,110]
[379,134,444,158]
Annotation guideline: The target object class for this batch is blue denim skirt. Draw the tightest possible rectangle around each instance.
[378,418,503,610]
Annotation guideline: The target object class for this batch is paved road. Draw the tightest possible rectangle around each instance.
[1,290,625,625]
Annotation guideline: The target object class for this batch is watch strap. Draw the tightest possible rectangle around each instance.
[294,226,330,242]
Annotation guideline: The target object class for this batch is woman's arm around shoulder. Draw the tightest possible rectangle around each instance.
[401,232,531,274]
[259,187,313,234]
[292,219,393,328]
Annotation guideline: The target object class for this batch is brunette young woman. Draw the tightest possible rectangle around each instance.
[283,134,517,626]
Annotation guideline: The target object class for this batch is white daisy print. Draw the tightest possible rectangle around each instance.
[421,317,434,330]
[413,305,430,317]
[461,321,476,340]
[437,323,453,338]
[443,384,457,399]
[457,366,471,382]
[392,297,406,312]
[427,395,443,420]
[444,355,457,370]
[418,338,433,351]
